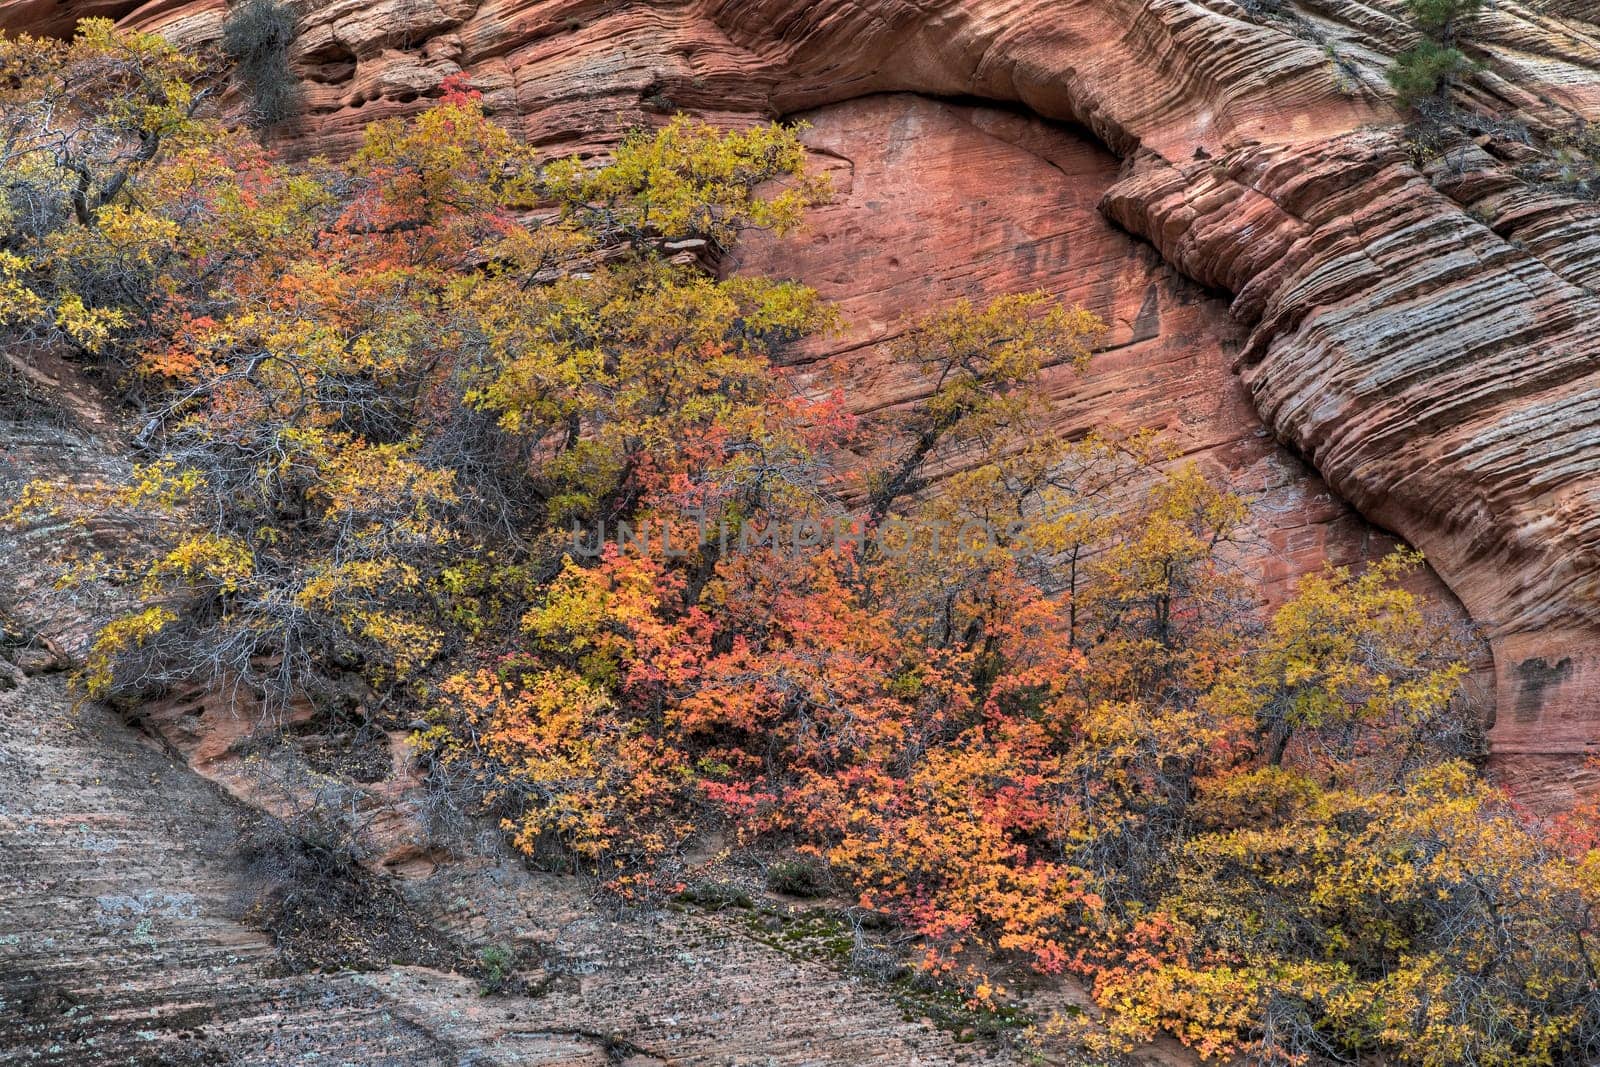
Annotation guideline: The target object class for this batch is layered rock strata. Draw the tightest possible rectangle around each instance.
[5,0,1600,791]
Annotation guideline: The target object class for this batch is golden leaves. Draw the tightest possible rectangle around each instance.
[544,115,830,246]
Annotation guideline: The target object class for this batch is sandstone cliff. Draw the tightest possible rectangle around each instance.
[12,0,1598,801]
[3,0,1600,1061]
[69,0,1592,805]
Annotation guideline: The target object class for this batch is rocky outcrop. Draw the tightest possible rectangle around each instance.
[120,0,1392,159]
[1098,115,1600,809]
[1,666,1042,1065]
[0,401,1056,1066]
[6,1,1600,794]
[99,0,1597,157]
[730,93,1464,616]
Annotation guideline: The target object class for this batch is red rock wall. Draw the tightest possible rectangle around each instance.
[1100,127,1600,809]
[731,93,1445,613]
[8,0,1600,801]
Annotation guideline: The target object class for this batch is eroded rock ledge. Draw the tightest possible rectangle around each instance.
[1101,125,1600,798]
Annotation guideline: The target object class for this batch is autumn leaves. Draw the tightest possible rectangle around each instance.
[4,23,1599,1065]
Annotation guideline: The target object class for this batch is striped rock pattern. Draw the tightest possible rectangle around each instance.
[1,0,1600,1057]
[0,0,1596,786]
[0,405,1030,1066]
[1101,118,1600,807]
[85,0,1581,798]
[1,665,1026,1065]
[730,93,1463,618]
